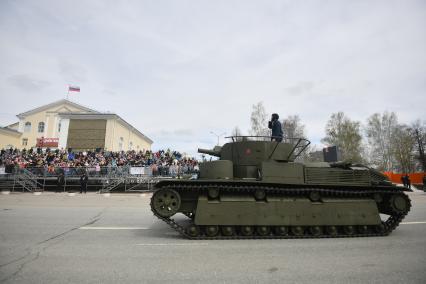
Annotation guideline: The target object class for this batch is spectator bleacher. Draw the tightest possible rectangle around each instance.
[0,147,199,177]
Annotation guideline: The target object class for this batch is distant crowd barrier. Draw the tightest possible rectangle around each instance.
[5,165,197,178]
[383,172,426,184]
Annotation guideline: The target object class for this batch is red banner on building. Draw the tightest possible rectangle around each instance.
[36,138,59,147]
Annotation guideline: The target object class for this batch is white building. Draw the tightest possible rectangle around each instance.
[0,99,153,151]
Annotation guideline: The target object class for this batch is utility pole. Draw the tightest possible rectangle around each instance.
[210,131,226,146]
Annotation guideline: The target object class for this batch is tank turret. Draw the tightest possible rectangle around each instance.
[198,137,310,180]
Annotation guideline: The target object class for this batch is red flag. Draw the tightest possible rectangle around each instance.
[68,86,80,92]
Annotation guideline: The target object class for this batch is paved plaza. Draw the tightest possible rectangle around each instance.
[0,189,425,284]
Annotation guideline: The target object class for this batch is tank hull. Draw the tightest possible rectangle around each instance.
[150,180,411,239]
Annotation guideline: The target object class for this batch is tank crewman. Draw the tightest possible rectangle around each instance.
[268,113,283,142]
[80,173,88,194]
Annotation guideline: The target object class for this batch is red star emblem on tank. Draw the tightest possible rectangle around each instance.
[245,148,252,155]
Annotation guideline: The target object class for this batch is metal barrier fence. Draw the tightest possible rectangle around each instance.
[0,166,198,193]
[1,166,198,178]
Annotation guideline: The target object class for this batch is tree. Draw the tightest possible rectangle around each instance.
[282,115,310,161]
[392,124,415,173]
[409,120,426,171]
[306,145,324,162]
[249,102,269,138]
[282,115,306,142]
[365,112,398,171]
[321,112,363,163]
[231,126,244,142]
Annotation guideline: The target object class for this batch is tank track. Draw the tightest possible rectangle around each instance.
[150,183,411,239]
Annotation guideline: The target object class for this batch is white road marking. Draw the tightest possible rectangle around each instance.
[79,226,150,230]
[136,243,209,246]
[401,221,426,225]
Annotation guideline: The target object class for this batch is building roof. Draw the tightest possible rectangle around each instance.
[0,126,22,137]
[17,99,99,118]
[7,122,19,128]
[58,112,153,144]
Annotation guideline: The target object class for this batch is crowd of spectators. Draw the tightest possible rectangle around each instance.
[0,147,199,177]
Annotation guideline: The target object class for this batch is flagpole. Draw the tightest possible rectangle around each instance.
[66,85,69,100]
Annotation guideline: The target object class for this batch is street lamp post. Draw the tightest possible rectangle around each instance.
[210,131,226,146]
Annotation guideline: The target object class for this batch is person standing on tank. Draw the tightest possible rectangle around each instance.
[268,113,283,142]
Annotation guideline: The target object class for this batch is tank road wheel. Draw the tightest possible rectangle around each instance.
[221,226,235,236]
[358,225,369,234]
[343,225,355,235]
[152,189,181,218]
[373,193,383,204]
[291,226,304,236]
[208,188,219,199]
[325,226,338,236]
[205,225,219,237]
[309,226,322,236]
[256,226,271,236]
[375,222,386,234]
[309,191,321,202]
[186,224,200,237]
[274,226,288,236]
[240,226,254,236]
[254,189,266,201]
[389,194,409,214]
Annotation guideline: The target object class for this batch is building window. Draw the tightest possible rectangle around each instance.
[58,121,61,132]
[119,137,124,151]
[129,142,133,150]
[24,122,31,132]
[38,122,45,133]
[22,138,28,146]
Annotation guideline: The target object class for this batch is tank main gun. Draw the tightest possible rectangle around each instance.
[198,146,222,157]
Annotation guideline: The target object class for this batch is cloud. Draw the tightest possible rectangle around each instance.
[154,129,194,137]
[284,81,316,96]
[0,1,425,156]
[58,60,88,84]
[7,74,50,92]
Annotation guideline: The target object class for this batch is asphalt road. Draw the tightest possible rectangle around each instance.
[0,189,426,284]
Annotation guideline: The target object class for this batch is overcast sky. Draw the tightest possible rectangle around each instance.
[0,0,425,156]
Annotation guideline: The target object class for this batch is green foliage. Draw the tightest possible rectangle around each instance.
[321,112,363,163]
[249,102,269,137]
[365,111,398,171]
[392,125,415,173]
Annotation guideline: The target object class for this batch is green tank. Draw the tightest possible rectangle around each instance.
[150,137,411,239]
